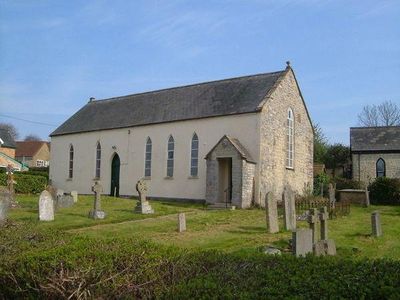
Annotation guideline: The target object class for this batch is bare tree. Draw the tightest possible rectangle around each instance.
[0,122,19,140]
[358,101,400,127]
[24,134,41,141]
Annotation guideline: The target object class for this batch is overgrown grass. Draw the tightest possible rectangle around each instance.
[1,194,400,298]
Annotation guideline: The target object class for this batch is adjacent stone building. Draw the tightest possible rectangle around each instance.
[351,126,400,183]
[49,63,314,208]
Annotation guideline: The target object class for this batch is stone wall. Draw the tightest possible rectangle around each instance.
[352,153,400,183]
[241,160,255,208]
[258,68,314,205]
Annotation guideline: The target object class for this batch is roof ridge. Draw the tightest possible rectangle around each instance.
[350,126,400,129]
[90,70,286,104]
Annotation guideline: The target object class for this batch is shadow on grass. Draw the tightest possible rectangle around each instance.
[226,226,266,234]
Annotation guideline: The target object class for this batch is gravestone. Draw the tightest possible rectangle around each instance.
[319,206,329,240]
[371,211,382,237]
[56,194,74,209]
[0,187,11,225]
[292,229,313,257]
[307,208,319,244]
[134,179,154,214]
[265,192,279,233]
[70,191,78,203]
[89,181,106,219]
[56,189,64,198]
[364,183,370,207]
[46,184,57,201]
[314,239,336,256]
[6,165,18,208]
[328,183,336,209]
[178,213,186,232]
[283,185,296,231]
[39,190,54,221]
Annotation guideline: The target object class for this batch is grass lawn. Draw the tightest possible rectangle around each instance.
[7,194,400,259]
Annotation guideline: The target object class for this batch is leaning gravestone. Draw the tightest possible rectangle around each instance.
[283,185,296,231]
[265,192,279,233]
[371,211,382,237]
[0,187,11,225]
[89,181,106,219]
[134,179,154,214]
[39,190,54,221]
[178,213,186,232]
[292,228,313,257]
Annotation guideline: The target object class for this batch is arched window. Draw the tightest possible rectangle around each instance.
[167,135,174,177]
[376,158,386,178]
[95,142,101,178]
[145,137,152,177]
[286,108,294,168]
[190,133,199,177]
[69,145,74,179]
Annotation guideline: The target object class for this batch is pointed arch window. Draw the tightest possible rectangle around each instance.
[376,158,386,178]
[190,133,199,177]
[145,137,152,177]
[69,145,74,179]
[286,108,294,168]
[167,135,174,177]
[95,142,101,178]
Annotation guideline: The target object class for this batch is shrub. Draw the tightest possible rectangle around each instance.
[369,177,400,205]
[0,173,47,194]
[331,177,362,190]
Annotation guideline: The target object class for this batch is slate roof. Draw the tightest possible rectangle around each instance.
[350,126,400,152]
[0,129,16,148]
[50,69,287,136]
[16,141,50,157]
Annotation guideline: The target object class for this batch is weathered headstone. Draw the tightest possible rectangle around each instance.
[89,181,106,219]
[371,211,382,237]
[39,190,54,221]
[6,165,18,208]
[0,187,11,225]
[70,191,78,203]
[46,184,57,201]
[178,213,186,232]
[328,183,336,209]
[134,179,154,214]
[314,239,336,256]
[292,229,313,257]
[283,185,296,231]
[56,194,74,209]
[307,208,319,244]
[364,183,370,207]
[319,206,329,240]
[265,192,279,233]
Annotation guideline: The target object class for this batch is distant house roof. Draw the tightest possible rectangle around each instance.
[350,126,400,152]
[50,68,289,136]
[15,141,49,157]
[0,129,16,148]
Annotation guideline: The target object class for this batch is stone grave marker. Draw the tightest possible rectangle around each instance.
[56,194,74,209]
[70,191,78,203]
[319,206,329,240]
[328,183,336,209]
[46,184,57,201]
[283,185,296,231]
[292,229,313,257]
[6,165,18,208]
[314,239,336,256]
[0,187,11,225]
[134,179,154,214]
[178,213,186,232]
[364,183,370,207]
[371,211,382,237]
[89,181,106,219]
[307,208,319,244]
[265,192,279,233]
[39,190,54,221]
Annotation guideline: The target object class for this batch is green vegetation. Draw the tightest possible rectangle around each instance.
[1,194,400,298]
[369,177,400,205]
[0,173,47,194]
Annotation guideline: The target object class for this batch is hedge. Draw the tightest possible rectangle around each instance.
[0,173,47,194]
[369,177,400,205]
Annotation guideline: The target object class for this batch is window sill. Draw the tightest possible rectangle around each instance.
[286,167,295,171]
[188,176,199,179]
[143,176,151,180]
[66,178,72,181]
[93,177,100,181]
[164,176,174,180]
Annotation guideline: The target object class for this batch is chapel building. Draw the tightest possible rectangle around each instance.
[49,63,314,208]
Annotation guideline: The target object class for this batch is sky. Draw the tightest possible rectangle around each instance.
[0,0,399,144]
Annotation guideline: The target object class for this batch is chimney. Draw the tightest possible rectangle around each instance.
[89,97,95,103]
